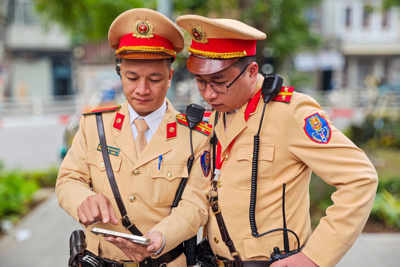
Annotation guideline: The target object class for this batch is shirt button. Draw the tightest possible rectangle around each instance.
[133,169,140,176]
[218,181,222,188]
[167,172,172,178]
[100,163,105,168]
[214,237,219,244]
[129,196,136,203]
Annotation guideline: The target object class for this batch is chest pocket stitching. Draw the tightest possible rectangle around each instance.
[237,145,275,162]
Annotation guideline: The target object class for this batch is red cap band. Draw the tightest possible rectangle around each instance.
[116,33,176,58]
[189,38,257,59]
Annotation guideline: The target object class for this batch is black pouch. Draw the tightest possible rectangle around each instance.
[196,238,215,267]
[69,230,87,267]
[78,251,105,267]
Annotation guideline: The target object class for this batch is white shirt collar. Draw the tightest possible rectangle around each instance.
[128,100,167,138]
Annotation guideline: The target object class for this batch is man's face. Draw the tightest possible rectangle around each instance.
[120,59,173,116]
[194,62,258,113]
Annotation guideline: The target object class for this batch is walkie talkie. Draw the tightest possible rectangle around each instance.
[261,73,283,104]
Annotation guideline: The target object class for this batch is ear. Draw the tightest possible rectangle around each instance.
[248,62,259,82]
[168,68,174,88]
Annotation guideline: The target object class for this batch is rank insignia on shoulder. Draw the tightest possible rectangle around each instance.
[272,86,294,103]
[97,144,120,156]
[176,114,212,136]
[201,151,211,177]
[83,105,121,115]
[303,113,331,144]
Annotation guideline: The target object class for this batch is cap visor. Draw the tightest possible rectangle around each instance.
[187,55,239,75]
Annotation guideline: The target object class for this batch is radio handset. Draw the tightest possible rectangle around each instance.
[261,73,283,104]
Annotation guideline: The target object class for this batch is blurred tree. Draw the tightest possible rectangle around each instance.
[33,0,321,73]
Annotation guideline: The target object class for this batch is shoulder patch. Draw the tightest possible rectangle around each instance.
[303,113,331,144]
[176,114,212,136]
[82,105,121,115]
[272,86,294,103]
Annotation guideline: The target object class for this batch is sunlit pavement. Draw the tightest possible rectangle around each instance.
[0,191,399,267]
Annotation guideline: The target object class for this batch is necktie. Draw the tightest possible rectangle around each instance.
[134,119,149,157]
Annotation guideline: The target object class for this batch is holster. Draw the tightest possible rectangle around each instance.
[69,230,87,267]
[196,238,214,267]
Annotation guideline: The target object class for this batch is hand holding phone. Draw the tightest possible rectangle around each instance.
[91,227,150,246]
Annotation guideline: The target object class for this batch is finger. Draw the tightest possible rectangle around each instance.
[97,195,112,224]
[108,204,119,225]
[77,207,89,226]
[87,195,104,222]
[81,200,97,224]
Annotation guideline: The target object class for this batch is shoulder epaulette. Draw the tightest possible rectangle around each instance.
[82,105,121,115]
[176,114,212,136]
[272,86,294,103]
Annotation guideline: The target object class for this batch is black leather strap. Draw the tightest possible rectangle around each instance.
[95,113,142,236]
[209,111,242,267]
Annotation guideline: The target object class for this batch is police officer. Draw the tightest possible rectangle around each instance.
[176,15,378,267]
[57,9,212,266]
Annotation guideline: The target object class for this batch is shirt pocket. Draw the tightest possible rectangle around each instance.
[243,232,298,260]
[234,144,275,190]
[86,151,122,199]
[150,163,188,207]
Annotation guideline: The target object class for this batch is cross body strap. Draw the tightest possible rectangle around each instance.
[209,111,243,267]
[95,113,142,236]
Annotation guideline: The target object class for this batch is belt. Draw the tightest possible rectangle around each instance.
[212,255,271,267]
[94,243,183,267]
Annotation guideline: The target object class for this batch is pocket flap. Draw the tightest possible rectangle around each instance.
[237,145,275,162]
[151,163,188,181]
[86,151,122,172]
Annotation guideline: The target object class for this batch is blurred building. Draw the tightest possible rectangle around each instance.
[296,0,400,96]
[1,0,73,113]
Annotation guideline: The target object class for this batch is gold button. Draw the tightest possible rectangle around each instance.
[129,196,136,202]
[100,163,105,168]
[133,169,140,176]
[214,237,219,244]
[224,155,228,159]
[218,181,222,188]
[167,172,172,178]
[251,154,253,159]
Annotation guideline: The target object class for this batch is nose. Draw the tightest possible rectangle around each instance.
[135,80,149,95]
[202,83,218,100]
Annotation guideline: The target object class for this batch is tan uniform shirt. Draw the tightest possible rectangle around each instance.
[57,100,211,266]
[207,76,378,267]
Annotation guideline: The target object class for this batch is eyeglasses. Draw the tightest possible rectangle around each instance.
[196,61,251,94]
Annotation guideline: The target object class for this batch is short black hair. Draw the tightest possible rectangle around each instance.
[232,56,256,70]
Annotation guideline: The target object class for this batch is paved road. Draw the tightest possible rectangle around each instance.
[0,192,399,267]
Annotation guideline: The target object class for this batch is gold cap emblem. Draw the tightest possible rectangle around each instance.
[133,20,154,38]
[190,26,208,44]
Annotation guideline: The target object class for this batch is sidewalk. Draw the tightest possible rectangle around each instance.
[0,192,399,267]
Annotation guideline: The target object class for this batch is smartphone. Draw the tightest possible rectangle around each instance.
[91,227,150,246]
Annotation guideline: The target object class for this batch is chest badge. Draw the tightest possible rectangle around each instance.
[303,113,331,144]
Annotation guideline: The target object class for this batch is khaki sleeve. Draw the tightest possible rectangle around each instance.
[56,115,96,222]
[150,131,211,254]
[285,94,378,267]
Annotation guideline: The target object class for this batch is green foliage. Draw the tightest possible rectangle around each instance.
[371,189,400,229]
[24,166,59,188]
[0,164,59,223]
[0,170,40,220]
[346,114,400,149]
[33,0,155,43]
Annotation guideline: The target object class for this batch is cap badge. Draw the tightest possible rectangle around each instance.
[133,20,154,38]
[190,26,208,44]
